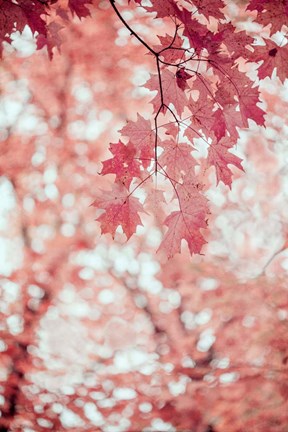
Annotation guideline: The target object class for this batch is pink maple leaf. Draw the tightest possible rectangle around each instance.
[158,183,209,258]
[154,33,185,64]
[120,114,155,168]
[159,139,197,181]
[238,80,265,127]
[207,136,244,187]
[100,141,141,189]
[92,183,144,240]
[145,69,188,116]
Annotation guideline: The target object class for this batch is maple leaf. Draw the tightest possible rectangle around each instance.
[180,10,209,53]
[189,96,215,138]
[144,187,167,225]
[154,33,185,64]
[253,39,288,83]
[246,0,267,12]
[212,106,243,142]
[176,68,193,91]
[204,30,231,64]
[214,67,265,127]
[145,69,188,116]
[92,183,144,240]
[158,184,209,259]
[159,139,197,181]
[22,3,48,35]
[238,80,265,127]
[207,136,244,187]
[100,141,141,189]
[191,73,216,104]
[219,23,254,62]
[190,0,226,20]
[215,75,238,107]
[145,0,180,18]
[120,114,155,168]
[68,0,92,18]
[247,0,288,34]
[37,22,63,59]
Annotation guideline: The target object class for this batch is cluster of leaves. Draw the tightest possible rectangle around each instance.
[93,0,288,258]
[0,0,92,58]
[1,0,287,258]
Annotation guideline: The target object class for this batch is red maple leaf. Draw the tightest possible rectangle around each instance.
[180,8,208,53]
[189,0,225,20]
[176,68,193,91]
[215,67,265,127]
[145,0,180,18]
[238,79,265,127]
[189,96,215,138]
[0,0,48,55]
[247,0,288,34]
[68,0,92,18]
[254,39,288,83]
[219,23,254,62]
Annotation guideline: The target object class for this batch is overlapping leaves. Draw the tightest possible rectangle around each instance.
[95,0,288,259]
[1,0,288,258]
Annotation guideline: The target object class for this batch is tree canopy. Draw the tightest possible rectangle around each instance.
[0,1,288,431]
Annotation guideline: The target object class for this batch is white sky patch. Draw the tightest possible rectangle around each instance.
[150,418,176,432]
[60,408,84,428]
[10,26,36,57]
[168,375,190,397]
[84,402,104,426]
[113,348,158,373]
[197,329,216,352]
[198,277,219,291]
[113,387,137,400]
[219,372,239,384]
[139,402,152,413]
[98,289,115,304]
